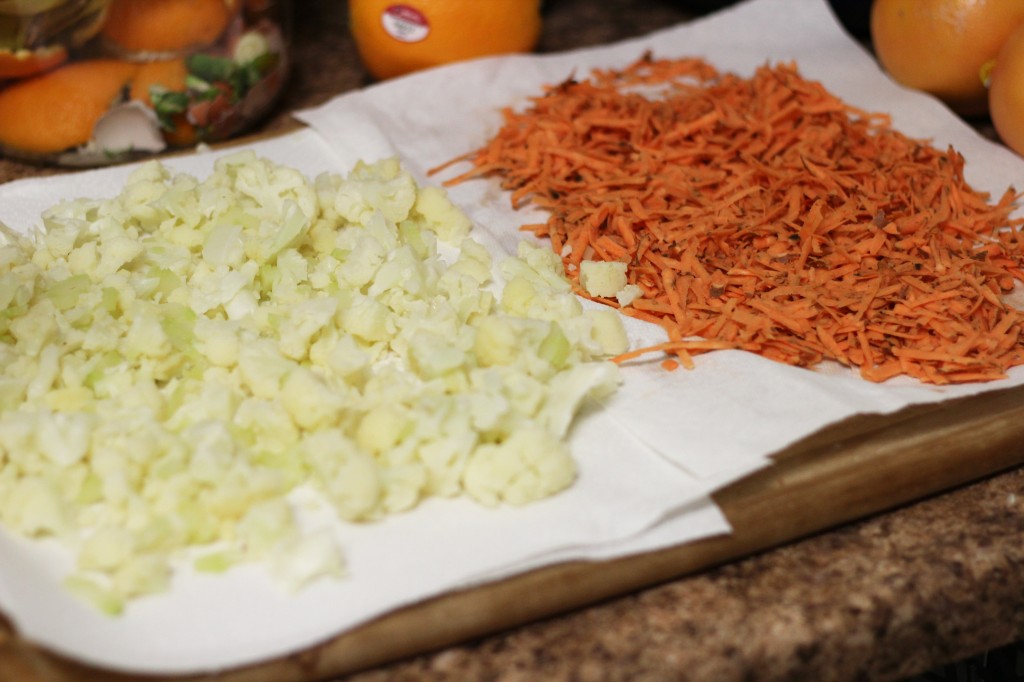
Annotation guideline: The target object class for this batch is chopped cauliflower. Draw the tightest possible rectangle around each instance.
[0,152,630,613]
[579,260,628,298]
[462,426,576,506]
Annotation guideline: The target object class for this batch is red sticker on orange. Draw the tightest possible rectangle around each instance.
[381,5,430,43]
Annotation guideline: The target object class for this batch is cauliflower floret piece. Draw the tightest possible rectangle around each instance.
[334,159,417,227]
[355,404,410,454]
[237,339,297,399]
[302,430,382,521]
[187,262,257,315]
[500,241,572,293]
[539,362,622,437]
[379,461,428,514]
[227,152,318,222]
[94,235,143,277]
[579,260,628,298]
[183,420,237,484]
[193,317,241,368]
[407,328,468,379]
[26,343,60,399]
[110,552,172,599]
[202,223,246,268]
[8,298,58,356]
[120,306,172,360]
[2,475,70,536]
[339,293,393,343]
[36,411,94,468]
[270,529,346,592]
[277,296,338,361]
[233,397,300,454]
[316,333,372,385]
[78,526,136,572]
[448,237,492,283]
[281,366,347,430]
[473,316,519,367]
[413,185,471,243]
[616,284,643,307]
[499,276,538,316]
[418,426,477,497]
[462,426,576,506]
[235,498,299,559]
[337,232,386,288]
[585,308,630,356]
[42,221,81,260]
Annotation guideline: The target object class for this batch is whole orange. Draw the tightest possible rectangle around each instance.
[870,0,1024,115]
[349,0,542,81]
[988,20,1024,155]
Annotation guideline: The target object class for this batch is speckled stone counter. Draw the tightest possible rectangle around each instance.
[3,2,1024,681]
[339,468,1024,682]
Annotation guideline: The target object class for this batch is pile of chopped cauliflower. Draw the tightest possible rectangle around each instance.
[0,152,627,614]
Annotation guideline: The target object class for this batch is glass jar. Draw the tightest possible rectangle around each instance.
[0,0,291,166]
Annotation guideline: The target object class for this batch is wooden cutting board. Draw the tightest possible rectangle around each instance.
[3,380,1024,682]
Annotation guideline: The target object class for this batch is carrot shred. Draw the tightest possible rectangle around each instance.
[433,54,1024,385]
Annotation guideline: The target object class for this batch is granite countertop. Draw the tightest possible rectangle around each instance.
[3,2,1024,681]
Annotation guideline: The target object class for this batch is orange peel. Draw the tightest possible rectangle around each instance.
[0,59,138,154]
[101,0,234,54]
[0,44,68,79]
[129,58,189,106]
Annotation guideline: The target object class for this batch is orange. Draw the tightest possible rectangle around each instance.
[0,59,138,154]
[988,21,1024,155]
[0,45,68,79]
[129,58,189,106]
[101,0,233,54]
[870,0,1024,115]
[349,0,542,81]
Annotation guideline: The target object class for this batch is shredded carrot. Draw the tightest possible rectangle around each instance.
[431,53,1024,385]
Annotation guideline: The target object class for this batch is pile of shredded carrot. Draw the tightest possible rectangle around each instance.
[431,53,1024,384]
